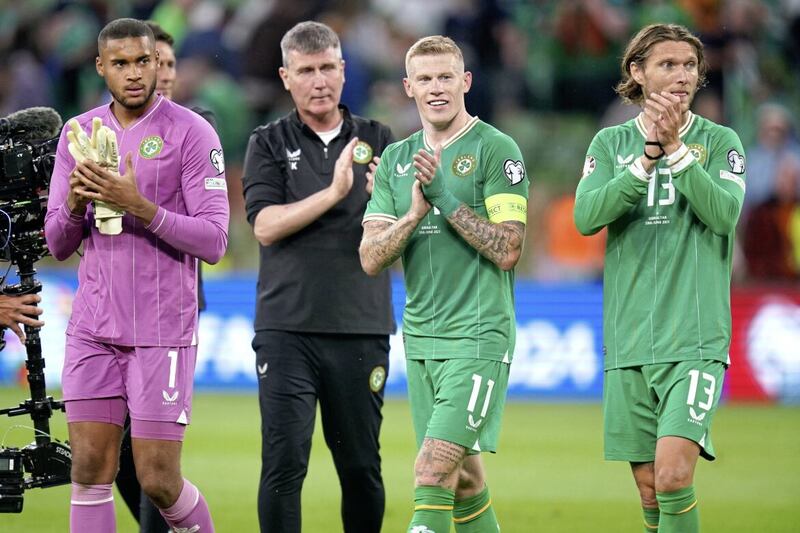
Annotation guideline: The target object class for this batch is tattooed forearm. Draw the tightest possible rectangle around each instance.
[446,205,525,270]
[359,216,422,275]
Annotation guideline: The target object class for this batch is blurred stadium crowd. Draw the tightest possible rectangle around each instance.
[1,0,798,281]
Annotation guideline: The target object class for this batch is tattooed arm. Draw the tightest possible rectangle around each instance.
[359,180,431,276]
[413,147,526,271]
[446,208,525,271]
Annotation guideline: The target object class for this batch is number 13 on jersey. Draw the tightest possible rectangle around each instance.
[647,168,676,207]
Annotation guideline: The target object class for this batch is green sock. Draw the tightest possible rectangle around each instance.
[453,485,499,532]
[657,486,699,533]
[642,506,659,532]
[408,485,455,533]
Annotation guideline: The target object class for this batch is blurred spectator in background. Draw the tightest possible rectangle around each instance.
[372,0,458,37]
[1,0,799,280]
[551,0,629,112]
[320,9,372,115]
[0,49,53,116]
[743,153,800,281]
[149,0,195,48]
[541,194,605,281]
[37,5,104,119]
[241,0,324,116]
[745,103,800,212]
[442,0,516,121]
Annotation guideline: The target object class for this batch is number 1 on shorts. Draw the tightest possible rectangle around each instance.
[167,350,178,389]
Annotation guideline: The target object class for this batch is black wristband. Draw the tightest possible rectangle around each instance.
[644,141,664,160]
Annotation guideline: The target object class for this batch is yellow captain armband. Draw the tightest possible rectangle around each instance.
[485,193,527,223]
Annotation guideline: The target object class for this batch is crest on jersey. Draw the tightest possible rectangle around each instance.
[369,366,386,392]
[504,159,525,185]
[582,156,596,179]
[687,143,707,165]
[286,148,301,161]
[452,154,477,177]
[727,149,746,174]
[139,135,163,159]
[353,141,373,164]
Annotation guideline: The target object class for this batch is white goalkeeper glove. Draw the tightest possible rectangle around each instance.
[67,117,125,235]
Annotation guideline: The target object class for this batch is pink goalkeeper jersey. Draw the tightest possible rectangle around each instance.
[45,95,229,347]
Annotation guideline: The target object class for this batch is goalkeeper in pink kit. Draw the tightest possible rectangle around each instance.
[44,18,228,532]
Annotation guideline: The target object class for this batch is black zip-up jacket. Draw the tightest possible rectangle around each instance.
[242,106,396,335]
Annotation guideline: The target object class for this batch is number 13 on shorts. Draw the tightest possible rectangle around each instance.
[686,368,716,422]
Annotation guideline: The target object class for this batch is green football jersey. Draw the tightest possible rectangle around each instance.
[575,112,746,370]
[364,117,529,362]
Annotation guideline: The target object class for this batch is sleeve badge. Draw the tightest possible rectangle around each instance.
[582,156,596,178]
[210,148,225,174]
[727,149,745,174]
[504,159,525,185]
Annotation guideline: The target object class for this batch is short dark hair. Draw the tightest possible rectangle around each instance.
[280,21,341,67]
[145,20,174,46]
[98,18,155,52]
[616,23,707,105]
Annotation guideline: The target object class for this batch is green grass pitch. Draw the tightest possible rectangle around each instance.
[1,386,798,532]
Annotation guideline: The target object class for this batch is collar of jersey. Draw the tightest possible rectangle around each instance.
[105,94,165,132]
[634,111,695,139]
[293,104,353,138]
[423,115,479,151]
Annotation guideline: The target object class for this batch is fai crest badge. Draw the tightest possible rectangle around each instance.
[504,159,525,185]
[452,154,477,177]
[687,144,707,165]
[353,141,373,164]
[369,366,386,392]
[139,136,163,159]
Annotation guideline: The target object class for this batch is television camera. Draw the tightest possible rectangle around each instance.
[0,106,71,513]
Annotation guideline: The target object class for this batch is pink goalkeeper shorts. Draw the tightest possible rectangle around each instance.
[62,334,196,439]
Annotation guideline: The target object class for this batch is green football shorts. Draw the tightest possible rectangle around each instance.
[406,358,510,454]
[604,360,727,462]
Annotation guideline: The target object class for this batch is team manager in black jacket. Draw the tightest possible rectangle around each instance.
[241,21,395,533]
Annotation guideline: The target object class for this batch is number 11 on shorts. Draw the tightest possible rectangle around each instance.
[467,374,495,428]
